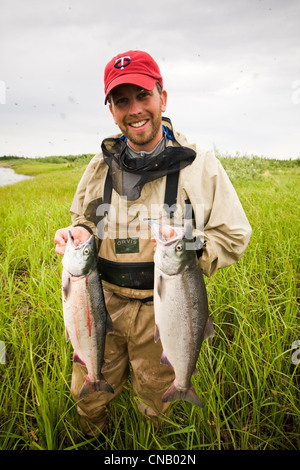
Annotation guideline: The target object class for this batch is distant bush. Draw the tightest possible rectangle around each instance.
[216,152,300,182]
[33,154,94,164]
[0,156,26,161]
[0,154,94,167]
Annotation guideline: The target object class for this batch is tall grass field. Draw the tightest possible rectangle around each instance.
[0,154,299,450]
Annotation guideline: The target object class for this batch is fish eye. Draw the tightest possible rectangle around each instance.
[175,242,183,252]
[83,247,90,255]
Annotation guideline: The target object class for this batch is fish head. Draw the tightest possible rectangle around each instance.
[148,220,196,275]
[62,230,97,276]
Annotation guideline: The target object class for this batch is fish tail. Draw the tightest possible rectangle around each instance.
[162,382,203,408]
[79,375,114,398]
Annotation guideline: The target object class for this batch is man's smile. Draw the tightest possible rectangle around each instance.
[129,119,149,129]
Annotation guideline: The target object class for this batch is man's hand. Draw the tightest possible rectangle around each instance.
[54,226,91,256]
[151,225,177,251]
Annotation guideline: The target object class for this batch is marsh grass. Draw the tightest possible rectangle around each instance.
[0,155,299,450]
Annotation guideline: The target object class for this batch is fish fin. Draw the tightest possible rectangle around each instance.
[203,316,215,340]
[106,313,114,333]
[68,230,74,244]
[63,275,71,299]
[162,382,203,408]
[157,275,163,298]
[65,327,70,342]
[73,352,86,366]
[160,352,173,368]
[154,323,160,342]
[79,375,114,398]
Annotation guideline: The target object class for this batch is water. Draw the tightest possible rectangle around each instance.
[0,167,33,187]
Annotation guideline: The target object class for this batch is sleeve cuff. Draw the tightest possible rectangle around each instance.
[74,223,94,236]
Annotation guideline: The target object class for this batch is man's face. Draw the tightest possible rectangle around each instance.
[109,84,167,152]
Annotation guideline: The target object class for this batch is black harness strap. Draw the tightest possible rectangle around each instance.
[163,163,180,219]
[103,169,113,210]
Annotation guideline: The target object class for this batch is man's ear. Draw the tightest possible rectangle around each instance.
[160,90,167,113]
[109,103,117,125]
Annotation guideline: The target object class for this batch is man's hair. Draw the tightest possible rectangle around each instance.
[107,81,162,105]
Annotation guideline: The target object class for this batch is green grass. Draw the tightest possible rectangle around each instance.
[0,154,299,450]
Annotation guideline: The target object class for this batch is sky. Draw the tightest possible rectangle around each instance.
[0,0,299,160]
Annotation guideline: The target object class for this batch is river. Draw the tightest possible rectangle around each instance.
[0,167,33,187]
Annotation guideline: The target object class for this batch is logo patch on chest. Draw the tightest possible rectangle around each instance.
[115,238,139,254]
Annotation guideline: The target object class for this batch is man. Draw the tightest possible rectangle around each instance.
[54,50,252,436]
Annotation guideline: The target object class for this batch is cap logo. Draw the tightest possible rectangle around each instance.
[114,56,131,70]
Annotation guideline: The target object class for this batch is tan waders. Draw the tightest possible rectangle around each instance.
[71,289,175,436]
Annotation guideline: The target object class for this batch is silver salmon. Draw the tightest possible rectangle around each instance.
[62,230,114,398]
[149,221,214,408]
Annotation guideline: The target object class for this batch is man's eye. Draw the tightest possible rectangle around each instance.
[115,97,127,105]
[138,92,150,99]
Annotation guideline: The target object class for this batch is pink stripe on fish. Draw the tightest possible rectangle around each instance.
[85,275,93,337]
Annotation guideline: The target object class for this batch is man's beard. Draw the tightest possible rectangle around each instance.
[120,113,162,148]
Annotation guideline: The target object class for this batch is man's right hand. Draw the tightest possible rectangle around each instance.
[54,225,91,256]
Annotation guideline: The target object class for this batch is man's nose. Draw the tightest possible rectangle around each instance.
[128,98,142,115]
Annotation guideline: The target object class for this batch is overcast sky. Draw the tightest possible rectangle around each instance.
[0,0,299,159]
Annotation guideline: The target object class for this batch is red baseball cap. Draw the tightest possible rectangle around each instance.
[104,50,163,104]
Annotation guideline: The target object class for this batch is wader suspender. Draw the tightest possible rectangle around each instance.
[102,169,113,215]
[163,163,180,219]
[164,167,204,257]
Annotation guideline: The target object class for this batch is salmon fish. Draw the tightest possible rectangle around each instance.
[149,221,214,408]
[62,230,114,398]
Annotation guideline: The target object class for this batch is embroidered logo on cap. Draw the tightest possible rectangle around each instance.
[114,56,131,70]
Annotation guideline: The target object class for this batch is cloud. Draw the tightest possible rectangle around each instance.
[0,0,299,158]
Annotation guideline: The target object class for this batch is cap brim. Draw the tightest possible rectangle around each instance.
[104,74,157,104]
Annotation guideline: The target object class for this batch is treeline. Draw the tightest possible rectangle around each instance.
[0,154,94,164]
[1,153,298,167]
